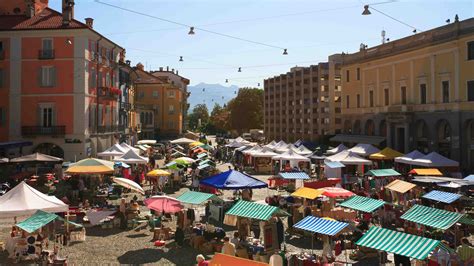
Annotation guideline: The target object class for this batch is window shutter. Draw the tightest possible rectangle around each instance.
[38,67,43,87]
[51,67,57,87]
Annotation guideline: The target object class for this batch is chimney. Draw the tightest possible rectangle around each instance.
[85,18,94,29]
[171,68,174,73]
[25,0,35,18]
[62,0,75,26]
[159,67,163,71]
[166,66,169,71]
[176,70,178,75]
[136,63,144,71]
[126,60,131,66]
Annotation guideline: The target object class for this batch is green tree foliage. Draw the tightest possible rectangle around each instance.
[227,88,263,133]
[187,104,209,130]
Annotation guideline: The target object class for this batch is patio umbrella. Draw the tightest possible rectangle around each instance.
[174,157,195,165]
[147,169,171,177]
[112,177,145,195]
[144,195,183,214]
[65,158,115,174]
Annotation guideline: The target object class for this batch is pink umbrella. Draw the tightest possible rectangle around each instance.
[321,187,354,198]
[144,195,183,214]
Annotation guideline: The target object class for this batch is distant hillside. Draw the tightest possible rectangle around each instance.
[188,83,239,110]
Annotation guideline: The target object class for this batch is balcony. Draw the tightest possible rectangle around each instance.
[22,126,65,137]
[38,49,55,60]
[98,86,120,100]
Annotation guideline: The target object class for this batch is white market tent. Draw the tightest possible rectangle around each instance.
[242,145,262,155]
[325,150,372,165]
[226,137,252,148]
[250,147,279,158]
[170,137,195,145]
[120,142,140,154]
[97,143,127,157]
[326,144,348,155]
[264,140,278,149]
[116,149,148,164]
[272,149,310,168]
[272,140,288,150]
[348,144,380,157]
[275,144,299,154]
[409,152,459,167]
[394,150,425,164]
[295,145,312,156]
[0,181,68,218]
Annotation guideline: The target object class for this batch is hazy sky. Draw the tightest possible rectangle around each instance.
[50,0,473,87]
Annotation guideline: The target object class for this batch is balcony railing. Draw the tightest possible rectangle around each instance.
[22,126,65,136]
[38,49,55,60]
[98,86,120,100]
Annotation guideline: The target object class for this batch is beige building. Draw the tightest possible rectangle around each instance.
[264,55,343,142]
[338,17,474,171]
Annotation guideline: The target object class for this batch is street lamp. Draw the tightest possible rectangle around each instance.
[188,27,195,35]
[362,5,371,15]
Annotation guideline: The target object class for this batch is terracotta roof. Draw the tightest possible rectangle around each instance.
[0,8,87,31]
[133,68,166,84]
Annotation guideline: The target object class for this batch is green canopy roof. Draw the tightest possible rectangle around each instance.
[17,210,58,233]
[339,195,386,213]
[459,215,474,226]
[365,169,401,177]
[356,227,441,260]
[401,204,465,230]
[176,191,221,205]
[225,200,290,221]
[199,159,215,166]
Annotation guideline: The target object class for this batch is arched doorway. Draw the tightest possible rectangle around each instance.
[343,120,352,134]
[436,119,451,157]
[415,120,430,153]
[33,143,64,158]
[353,120,361,135]
[365,120,375,136]
[379,120,387,137]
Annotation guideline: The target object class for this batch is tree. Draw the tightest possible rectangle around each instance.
[206,103,230,134]
[188,104,209,130]
[227,88,263,133]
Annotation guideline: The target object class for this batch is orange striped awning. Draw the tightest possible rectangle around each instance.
[385,179,416,194]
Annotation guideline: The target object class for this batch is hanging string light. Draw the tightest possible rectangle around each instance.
[238,67,242,72]
[362,3,420,33]
[225,79,229,83]
[188,27,195,35]
[283,49,288,55]
[179,56,183,62]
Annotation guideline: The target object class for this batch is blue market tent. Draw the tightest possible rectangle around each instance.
[422,190,461,204]
[293,216,348,236]
[200,170,267,190]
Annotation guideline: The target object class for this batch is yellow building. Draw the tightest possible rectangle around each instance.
[338,17,474,171]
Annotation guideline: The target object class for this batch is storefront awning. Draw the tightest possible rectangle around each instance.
[356,227,442,260]
[408,168,443,176]
[401,204,464,230]
[365,169,401,177]
[293,216,348,236]
[225,200,289,221]
[385,179,416,194]
[422,190,461,204]
[176,191,221,205]
[291,187,324,200]
[330,134,385,145]
[278,172,310,179]
[339,195,386,213]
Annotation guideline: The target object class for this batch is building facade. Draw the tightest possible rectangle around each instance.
[340,18,474,171]
[263,55,343,142]
[0,0,130,161]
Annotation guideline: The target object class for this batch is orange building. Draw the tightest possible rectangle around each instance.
[0,0,126,160]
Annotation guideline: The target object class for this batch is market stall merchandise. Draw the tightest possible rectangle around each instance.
[368,147,403,160]
[347,144,380,157]
[65,158,115,174]
[200,170,267,190]
[339,195,386,213]
[422,190,461,204]
[400,204,465,230]
[209,253,270,266]
[112,177,145,195]
[408,168,443,176]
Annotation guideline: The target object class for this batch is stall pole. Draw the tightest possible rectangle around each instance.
[311,233,314,255]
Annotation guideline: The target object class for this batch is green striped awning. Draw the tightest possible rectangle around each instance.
[225,200,289,221]
[401,205,464,230]
[176,191,221,205]
[459,215,474,226]
[339,195,386,213]
[356,227,441,260]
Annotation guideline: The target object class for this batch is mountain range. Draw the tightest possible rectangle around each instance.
[187,82,239,110]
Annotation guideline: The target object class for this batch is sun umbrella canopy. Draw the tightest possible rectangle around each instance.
[144,195,183,213]
[65,158,115,174]
[137,140,156,145]
[369,147,403,160]
[10,152,62,163]
[97,144,127,157]
[200,170,267,190]
[113,177,145,195]
[147,169,171,177]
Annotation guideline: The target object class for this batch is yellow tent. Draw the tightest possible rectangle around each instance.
[189,141,204,148]
[291,187,324,200]
[146,169,171,177]
[369,147,404,160]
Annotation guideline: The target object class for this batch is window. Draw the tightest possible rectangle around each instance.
[0,69,3,88]
[0,107,5,127]
[420,84,427,104]
[468,41,474,61]
[42,39,53,50]
[442,81,450,103]
[89,69,96,88]
[152,90,159,98]
[468,81,474,101]
[401,86,407,104]
[356,68,360,80]
[105,73,111,87]
[384,88,389,106]
[168,90,176,98]
[369,90,374,107]
[346,95,350,108]
[346,70,350,82]
[168,105,175,114]
[98,72,103,87]
[39,66,56,87]
[357,94,361,108]
[41,107,53,127]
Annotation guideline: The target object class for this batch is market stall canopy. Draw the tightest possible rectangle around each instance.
[339,195,386,213]
[401,204,465,230]
[199,159,215,166]
[189,141,205,148]
[0,181,68,218]
[174,157,195,165]
[369,147,403,160]
[120,142,140,154]
[274,144,298,154]
[408,168,443,176]
[278,172,310,180]
[197,163,211,170]
[365,169,401,177]
[116,149,148,164]
[356,227,445,260]
[225,200,289,221]
[184,130,200,140]
[264,140,277,149]
[291,187,324,200]
[210,253,270,266]
[112,177,145,195]
[242,145,262,155]
[65,158,115,174]
[176,191,222,205]
[144,195,183,213]
[170,137,195,145]
[422,190,461,204]
[293,216,348,236]
[0,157,8,163]
[147,169,171,177]
[250,147,279,158]
[325,150,372,165]
[172,151,186,157]
[464,175,474,181]
[385,179,416,194]
[272,149,311,162]
[10,152,62,163]
[326,144,347,155]
[114,162,131,169]
[394,150,425,164]
[295,145,313,156]
[137,140,156,145]
[200,170,267,189]
[410,152,459,167]
[16,210,82,233]
[324,161,345,168]
[320,187,354,198]
[411,176,474,186]
[196,153,208,159]
[348,144,380,157]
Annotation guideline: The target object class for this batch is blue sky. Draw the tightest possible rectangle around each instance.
[51,0,473,87]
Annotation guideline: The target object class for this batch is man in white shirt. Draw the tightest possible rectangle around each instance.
[221,236,236,256]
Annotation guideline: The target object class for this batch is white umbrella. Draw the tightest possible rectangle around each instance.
[112,177,145,195]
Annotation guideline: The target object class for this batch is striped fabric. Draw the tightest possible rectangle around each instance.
[176,191,217,205]
[293,216,348,236]
[197,153,208,159]
[356,227,441,260]
[385,179,416,193]
[422,190,461,204]
[339,195,386,213]
[365,169,401,177]
[278,172,310,179]
[225,200,284,221]
[401,205,464,230]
